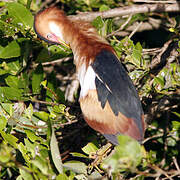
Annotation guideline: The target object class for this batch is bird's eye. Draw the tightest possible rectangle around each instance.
[47,34,52,39]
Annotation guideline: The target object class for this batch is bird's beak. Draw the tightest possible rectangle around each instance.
[57,38,71,49]
[48,33,70,49]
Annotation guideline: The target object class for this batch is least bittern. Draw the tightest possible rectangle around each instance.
[34,7,145,145]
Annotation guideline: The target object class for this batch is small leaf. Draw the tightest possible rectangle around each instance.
[19,168,34,180]
[102,135,143,173]
[0,87,23,101]
[63,161,87,174]
[41,80,47,88]
[6,2,33,28]
[0,143,12,163]
[154,77,165,87]
[1,103,13,115]
[70,152,89,158]
[25,129,42,143]
[132,42,142,67]
[99,5,110,12]
[0,41,20,59]
[33,111,49,121]
[18,142,30,162]
[5,75,19,88]
[92,16,104,30]
[82,142,98,155]
[3,59,22,75]
[56,174,69,180]
[0,130,18,148]
[31,156,49,175]
[50,128,63,173]
[32,63,44,94]
[0,116,7,130]
[172,112,180,118]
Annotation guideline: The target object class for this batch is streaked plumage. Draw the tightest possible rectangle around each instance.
[34,7,145,145]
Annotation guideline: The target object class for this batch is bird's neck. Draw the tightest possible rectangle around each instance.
[61,20,114,69]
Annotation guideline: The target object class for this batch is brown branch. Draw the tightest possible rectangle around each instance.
[133,0,177,4]
[69,3,180,22]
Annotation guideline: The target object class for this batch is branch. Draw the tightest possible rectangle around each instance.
[69,3,180,22]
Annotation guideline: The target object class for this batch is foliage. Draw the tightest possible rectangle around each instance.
[0,0,179,179]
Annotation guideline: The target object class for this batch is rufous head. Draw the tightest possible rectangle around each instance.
[34,7,70,47]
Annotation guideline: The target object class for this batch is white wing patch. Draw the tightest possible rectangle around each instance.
[79,65,96,98]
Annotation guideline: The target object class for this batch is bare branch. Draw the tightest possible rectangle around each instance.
[133,0,177,4]
[128,21,143,39]
[69,3,180,22]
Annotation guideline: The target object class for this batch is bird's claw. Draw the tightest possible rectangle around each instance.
[88,143,113,174]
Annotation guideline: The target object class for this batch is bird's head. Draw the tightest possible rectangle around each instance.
[34,7,70,48]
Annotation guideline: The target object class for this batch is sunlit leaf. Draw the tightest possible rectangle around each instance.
[102,135,143,173]
[0,130,18,148]
[0,41,20,59]
[33,111,49,121]
[82,142,99,155]
[32,63,44,94]
[19,168,34,180]
[63,161,87,174]
[0,116,7,130]
[50,128,63,173]
[31,156,49,175]
[6,2,33,28]
[56,174,69,180]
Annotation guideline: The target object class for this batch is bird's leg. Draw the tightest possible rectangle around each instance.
[88,143,113,174]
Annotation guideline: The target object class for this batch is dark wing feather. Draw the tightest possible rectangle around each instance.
[91,50,144,134]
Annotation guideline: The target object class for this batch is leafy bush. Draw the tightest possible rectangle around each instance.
[0,0,179,179]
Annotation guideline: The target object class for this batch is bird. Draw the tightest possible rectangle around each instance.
[34,6,145,145]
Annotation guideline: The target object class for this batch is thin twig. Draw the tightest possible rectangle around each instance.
[69,3,180,22]
[31,99,59,106]
[173,157,180,172]
[42,57,71,66]
[129,21,143,39]
[149,165,174,180]
[133,0,177,4]
[106,14,132,38]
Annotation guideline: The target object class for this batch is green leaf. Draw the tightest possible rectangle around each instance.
[2,59,22,75]
[56,174,69,180]
[5,75,19,88]
[132,42,142,67]
[1,103,13,115]
[0,87,23,101]
[0,116,7,130]
[25,129,42,143]
[92,16,104,30]
[0,130,18,148]
[0,143,13,163]
[102,135,143,173]
[63,161,87,174]
[50,128,63,174]
[0,41,20,59]
[18,142,30,162]
[154,77,165,87]
[32,63,44,94]
[36,45,72,63]
[31,156,49,175]
[99,5,110,12]
[19,168,33,180]
[82,142,99,155]
[70,152,88,158]
[172,112,180,118]
[6,2,33,28]
[33,111,49,121]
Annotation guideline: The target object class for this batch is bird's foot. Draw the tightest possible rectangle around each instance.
[88,143,113,174]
